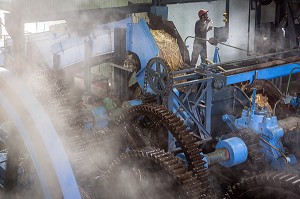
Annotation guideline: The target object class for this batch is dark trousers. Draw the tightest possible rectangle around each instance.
[190,41,207,67]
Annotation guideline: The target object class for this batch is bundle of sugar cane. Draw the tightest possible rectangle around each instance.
[150,29,183,71]
[250,93,272,113]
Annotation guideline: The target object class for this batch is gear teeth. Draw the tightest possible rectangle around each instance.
[141,93,157,104]
[169,117,181,123]
[159,155,175,162]
[106,148,203,199]
[119,104,211,196]
[174,167,189,176]
[225,171,300,198]
[174,125,187,132]
[184,137,197,145]
[163,158,179,166]
[183,176,199,186]
[168,162,184,171]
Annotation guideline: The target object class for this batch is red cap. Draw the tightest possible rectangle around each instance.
[198,9,208,17]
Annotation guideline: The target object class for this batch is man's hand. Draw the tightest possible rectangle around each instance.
[207,26,213,31]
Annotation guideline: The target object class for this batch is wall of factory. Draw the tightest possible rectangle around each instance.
[168,0,256,63]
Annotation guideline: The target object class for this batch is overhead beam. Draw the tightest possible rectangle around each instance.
[161,0,217,4]
[6,4,152,23]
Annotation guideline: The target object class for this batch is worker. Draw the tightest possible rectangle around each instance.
[190,9,212,67]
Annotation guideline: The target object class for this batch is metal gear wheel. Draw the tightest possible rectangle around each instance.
[103,148,205,199]
[145,57,174,95]
[118,104,211,197]
[224,171,300,199]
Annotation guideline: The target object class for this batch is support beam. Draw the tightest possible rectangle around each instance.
[161,0,217,4]
[5,4,152,23]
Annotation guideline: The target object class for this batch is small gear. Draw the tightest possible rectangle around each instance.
[145,57,173,96]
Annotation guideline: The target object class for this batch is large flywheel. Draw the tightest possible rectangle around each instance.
[26,69,125,198]
[0,68,80,198]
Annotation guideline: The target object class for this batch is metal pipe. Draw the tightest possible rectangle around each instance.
[254,0,262,52]
[251,88,256,116]
[185,35,300,57]
[204,148,230,165]
[247,0,252,55]
[84,39,92,95]
[225,0,230,30]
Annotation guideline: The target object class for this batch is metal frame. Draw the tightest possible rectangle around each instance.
[166,56,300,139]
[168,72,213,139]
[218,61,300,86]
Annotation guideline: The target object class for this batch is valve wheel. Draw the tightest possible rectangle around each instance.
[145,57,173,95]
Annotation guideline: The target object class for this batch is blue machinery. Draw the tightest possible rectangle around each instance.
[121,18,300,170]
[2,15,300,198]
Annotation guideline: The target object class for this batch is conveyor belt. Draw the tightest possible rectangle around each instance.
[222,56,300,76]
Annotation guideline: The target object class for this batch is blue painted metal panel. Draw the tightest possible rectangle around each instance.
[224,93,298,170]
[256,62,300,79]
[4,18,134,70]
[226,62,300,85]
[50,18,133,69]
[226,71,256,85]
[291,96,300,109]
[50,35,107,69]
[51,36,87,54]
[92,106,109,129]
[213,47,221,64]
[0,93,54,199]
[6,32,68,69]
[51,37,87,69]
[91,29,113,57]
[126,18,159,88]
